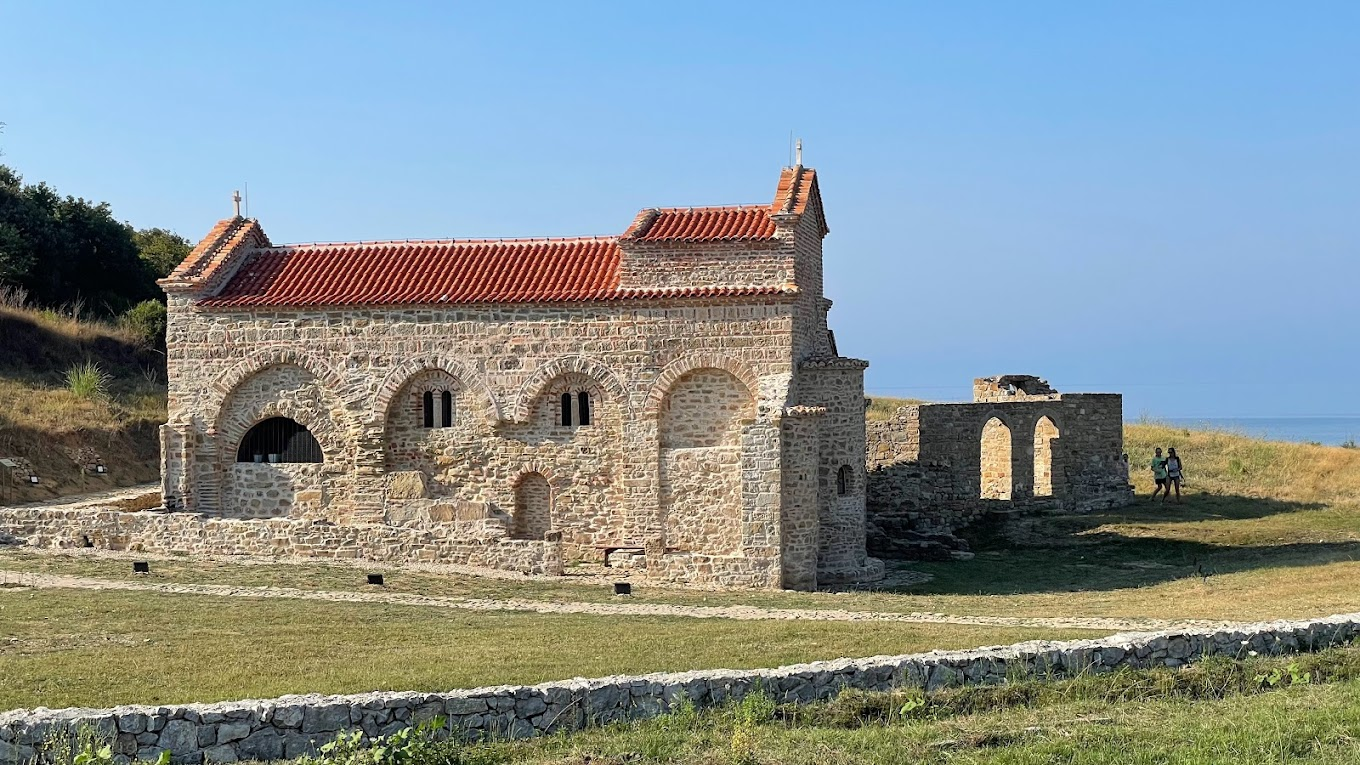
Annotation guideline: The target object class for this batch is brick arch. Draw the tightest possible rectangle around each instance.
[511,356,628,424]
[204,347,349,433]
[642,354,761,419]
[220,400,346,462]
[372,356,502,426]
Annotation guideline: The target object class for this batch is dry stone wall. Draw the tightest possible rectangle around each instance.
[3,612,1356,764]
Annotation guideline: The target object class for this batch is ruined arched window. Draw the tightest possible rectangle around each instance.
[512,472,552,540]
[237,417,322,463]
[1033,416,1060,497]
[837,465,853,496]
[980,417,1012,500]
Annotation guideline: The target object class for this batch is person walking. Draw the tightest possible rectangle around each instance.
[1150,447,1169,501]
[1165,447,1184,503]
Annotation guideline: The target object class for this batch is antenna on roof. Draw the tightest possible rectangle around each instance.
[232,190,242,217]
[795,138,803,167]
[244,181,250,218]
[787,131,794,167]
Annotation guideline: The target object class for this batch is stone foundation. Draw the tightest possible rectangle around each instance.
[2,612,1356,764]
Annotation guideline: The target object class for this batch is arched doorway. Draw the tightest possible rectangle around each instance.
[1033,416,1060,497]
[980,417,1012,500]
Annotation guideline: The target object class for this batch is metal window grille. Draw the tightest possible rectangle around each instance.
[236,417,323,463]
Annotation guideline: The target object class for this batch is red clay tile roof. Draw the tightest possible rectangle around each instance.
[198,238,796,308]
[621,205,778,242]
[164,217,272,287]
[187,166,823,308]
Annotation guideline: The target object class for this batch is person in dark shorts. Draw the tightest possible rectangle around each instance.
[1165,448,1184,503]
[1150,447,1169,500]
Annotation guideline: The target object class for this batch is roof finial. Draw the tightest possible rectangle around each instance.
[232,190,242,217]
[795,138,802,167]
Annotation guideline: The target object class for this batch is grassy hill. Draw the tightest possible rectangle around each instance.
[0,303,166,503]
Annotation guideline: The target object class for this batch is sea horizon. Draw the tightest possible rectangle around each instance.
[1150,415,1360,446]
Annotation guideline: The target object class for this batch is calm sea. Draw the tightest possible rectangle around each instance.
[1158,416,1360,446]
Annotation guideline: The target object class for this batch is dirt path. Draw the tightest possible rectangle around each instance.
[2,571,1232,634]
[4,483,159,509]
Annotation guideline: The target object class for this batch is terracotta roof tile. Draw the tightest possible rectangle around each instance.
[622,206,777,242]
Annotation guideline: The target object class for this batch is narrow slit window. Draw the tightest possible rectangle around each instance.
[422,391,434,428]
[441,391,453,428]
[561,392,573,427]
[837,465,852,496]
[578,391,591,426]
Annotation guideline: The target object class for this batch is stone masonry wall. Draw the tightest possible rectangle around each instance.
[866,389,1132,550]
[0,506,562,575]
[3,612,1356,764]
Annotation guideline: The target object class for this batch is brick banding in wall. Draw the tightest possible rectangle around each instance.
[2,612,1355,764]
[509,355,631,425]
[370,356,503,427]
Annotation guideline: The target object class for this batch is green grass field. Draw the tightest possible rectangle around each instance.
[0,587,1093,711]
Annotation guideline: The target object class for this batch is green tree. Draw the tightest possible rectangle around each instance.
[134,227,192,279]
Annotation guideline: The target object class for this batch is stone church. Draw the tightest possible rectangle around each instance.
[157,165,884,589]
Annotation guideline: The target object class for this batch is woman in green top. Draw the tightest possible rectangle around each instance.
[1150,447,1170,501]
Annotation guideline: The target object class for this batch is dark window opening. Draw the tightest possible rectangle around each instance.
[441,391,453,428]
[578,391,591,426]
[423,392,434,428]
[561,392,573,426]
[837,465,852,496]
[237,417,323,463]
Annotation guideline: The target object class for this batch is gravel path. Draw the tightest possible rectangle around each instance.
[3,571,1232,634]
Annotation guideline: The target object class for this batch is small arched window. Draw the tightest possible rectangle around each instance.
[837,464,853,496]
[560,391,593,428]
[237,417,322,463]
[422,389,454,429]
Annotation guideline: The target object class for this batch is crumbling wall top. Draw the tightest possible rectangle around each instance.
[972,375,1059,403]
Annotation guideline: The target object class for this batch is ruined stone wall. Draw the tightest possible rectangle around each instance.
[4,612,1357,764]
[867,393,1132,544]
[0,506,562,575]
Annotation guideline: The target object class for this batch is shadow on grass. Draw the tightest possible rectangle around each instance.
[891,493,1360,597]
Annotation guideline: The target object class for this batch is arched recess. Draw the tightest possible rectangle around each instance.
[659,368,756,555]
[215,363,344,520]
[1033,415,1061,498]
[644,354,761,420]
[371,356,501,427]
[511,356,628,424]
[980,416,1013,500]
[512,472,553,540]
[205,347,350,434]
[382,368,470,476]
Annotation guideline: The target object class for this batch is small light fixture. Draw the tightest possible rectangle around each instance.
[367,573,385,586]
[613,582,632,597]
[133,561,150,574]
[27,474,39,485]
[95,461,107,474]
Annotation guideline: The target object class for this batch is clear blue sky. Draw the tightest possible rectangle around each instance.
[3,1,1356,418]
